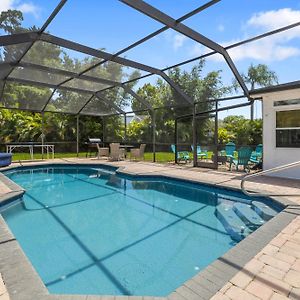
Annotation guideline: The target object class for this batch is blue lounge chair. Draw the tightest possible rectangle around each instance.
[223,142,236,164]
[250,144,263,164]
[225,142,236,156]
[171,145,190,163]
[230,146,252,172]
[0,153,12,167]
[191,145,207,159]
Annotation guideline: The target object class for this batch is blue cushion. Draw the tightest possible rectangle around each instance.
[0,153,12,158]
[0,153,12,167]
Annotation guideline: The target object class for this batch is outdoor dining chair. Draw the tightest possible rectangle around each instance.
[109,143,125,161]
[130,144,146,161]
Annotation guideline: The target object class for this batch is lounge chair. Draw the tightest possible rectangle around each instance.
[230,146,252,172]
[171,144,190,163]
[250,144,263,164]
[0,153,12,167]
[225,142,235,156]
[191,145,207,159]
[109,143,125,161]
[130,144,146,161]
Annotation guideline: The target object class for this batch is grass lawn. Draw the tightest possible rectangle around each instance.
[11,151,214,163]
[11,152,87,161]
[10,151,176,163]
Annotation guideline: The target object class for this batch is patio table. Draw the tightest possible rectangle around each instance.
[6,143,55,160]
[119,145,134,158]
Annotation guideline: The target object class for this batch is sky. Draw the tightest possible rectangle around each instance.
[1,0,300,118]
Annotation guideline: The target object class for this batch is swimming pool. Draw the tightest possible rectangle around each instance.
[0,165,282,297]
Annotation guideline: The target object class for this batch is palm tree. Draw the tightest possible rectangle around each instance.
[234,64,278,120]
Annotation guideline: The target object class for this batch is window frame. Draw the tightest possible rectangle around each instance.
[274,103,300,148]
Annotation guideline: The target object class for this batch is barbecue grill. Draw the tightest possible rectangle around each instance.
[85,138,102,157]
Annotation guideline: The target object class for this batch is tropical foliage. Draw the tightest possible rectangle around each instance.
[219,115,263,146]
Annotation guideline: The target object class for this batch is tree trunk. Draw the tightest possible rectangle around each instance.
[250,82,255,121]
[250,103,254,121]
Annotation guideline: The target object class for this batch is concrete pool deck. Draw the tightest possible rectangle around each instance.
[0,158,299,300]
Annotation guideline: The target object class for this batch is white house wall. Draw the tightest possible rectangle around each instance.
[259,88,300,179]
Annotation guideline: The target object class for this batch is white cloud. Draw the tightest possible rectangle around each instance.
[217,24,225,32]
[225,40,300,62]
[248,8,300,31]
[17,3,39,18]
[209,8,300,63]
[0,0,14,12]
[0,0,39,18]
[189,44,207,57]
[173,34,187,50]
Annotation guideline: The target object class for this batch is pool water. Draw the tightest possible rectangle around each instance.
[1,165,281,296]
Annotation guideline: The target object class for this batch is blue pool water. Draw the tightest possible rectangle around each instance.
[1,165,282,296]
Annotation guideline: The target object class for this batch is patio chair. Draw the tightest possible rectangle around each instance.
[224,142,236,163]
[109,143,125,161]
[130,144,146,161]
[230,146,252,172]
[0,153,12,167]
[225,142,236,156]
[171,144,190,163]
[250,144,263,164]
[191,145,208,159]
[96,144,109,159]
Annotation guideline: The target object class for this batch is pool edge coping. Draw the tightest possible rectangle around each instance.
[0,161,298,300]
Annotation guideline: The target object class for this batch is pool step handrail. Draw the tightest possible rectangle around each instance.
[241,160,300,197]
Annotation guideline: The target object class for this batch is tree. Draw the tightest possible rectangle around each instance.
[220,115,262,146]
[0,10,23,34]
[234,64,278,120]
[128,60,231,145]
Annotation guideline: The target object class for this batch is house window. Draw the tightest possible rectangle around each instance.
[274,99,300,106]
[276,110,300,148]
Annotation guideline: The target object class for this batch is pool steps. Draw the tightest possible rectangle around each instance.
[252,201,277,220]
[233,203,265,228]
[215,201,275,241]
[215,204,251,241]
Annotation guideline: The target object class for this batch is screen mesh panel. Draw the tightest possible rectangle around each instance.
[228,30,300,86]
[1,81,53,111]
[125,74,190,109]
[0,81,4,99]
[146,0,206,19]
[126,111,152,143]
[164,53,239,109]
[45,90,93,114]
[9,67,71,86]
[43,112,78,153]
[62,78,111,92]
[46,0,162,53]
[0,0,62,36]
[98,86,147,112]
[0,43,31,63]
[21,41,103,73]
[80,96,118,116]
[84,61,149,83]
[121,28,211,69]
[0,65,12,80]
[0,111,43,147]
[79,115,103,150]
[104,115,124,142]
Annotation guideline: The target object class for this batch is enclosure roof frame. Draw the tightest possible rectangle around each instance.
[0,0,299,117]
